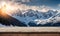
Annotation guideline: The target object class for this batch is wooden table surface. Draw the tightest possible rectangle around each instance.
[0,32,60,36]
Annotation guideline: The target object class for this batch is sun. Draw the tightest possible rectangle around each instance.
[0,1,17,17]
[0,1,18,14]
[0,1,15,13]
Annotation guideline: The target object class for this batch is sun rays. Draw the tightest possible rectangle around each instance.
[0,1,17,18]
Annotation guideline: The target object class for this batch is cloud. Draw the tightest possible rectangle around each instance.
[14,4,51,12]
[57,4,60,12]
[16,5,54,12]
[7,0,30,2]
[0,0,55,12]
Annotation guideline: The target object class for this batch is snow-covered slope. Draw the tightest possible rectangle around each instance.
[31,12,60,26]
[8,9,59,26]
[0,8,59,26]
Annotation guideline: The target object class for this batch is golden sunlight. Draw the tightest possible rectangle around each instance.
[0,1,17,18]
[0,1,16,13]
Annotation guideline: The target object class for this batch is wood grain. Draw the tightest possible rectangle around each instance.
[0,32,60,36]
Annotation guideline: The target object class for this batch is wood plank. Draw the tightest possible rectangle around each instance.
[29,34,60,36]
[0,32,60,36]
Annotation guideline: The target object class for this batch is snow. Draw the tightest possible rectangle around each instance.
[11,9,59,25]
[0,9,60,26]
[0,23,6,27]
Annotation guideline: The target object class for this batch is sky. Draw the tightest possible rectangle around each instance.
[12,0,60,11]
[12,0,60,7]
[0,0,60,12]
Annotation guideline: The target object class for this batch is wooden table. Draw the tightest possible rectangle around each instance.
[0,32,60,36]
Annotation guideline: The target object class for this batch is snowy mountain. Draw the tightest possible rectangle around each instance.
[0,12,27,27]
[29,12,60,26]
[8,9,60,26]
[0,8,60,26]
